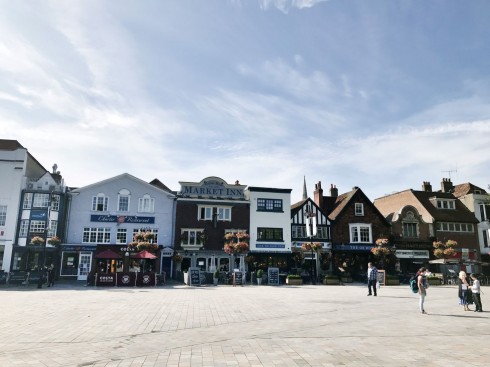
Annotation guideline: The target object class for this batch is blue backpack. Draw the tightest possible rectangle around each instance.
[409,277,418,293]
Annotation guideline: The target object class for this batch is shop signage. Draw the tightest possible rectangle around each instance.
[90,215,155,224]
[62,245,96,252]
[256,243,285,249]
[189,267,201,286]
[395,250,429,259]
[31,210,47,220]
[268,267,280,286]
[293,242,332,250]
[333,244,374,251]
[179,177,246,199]
[233,271,243,285]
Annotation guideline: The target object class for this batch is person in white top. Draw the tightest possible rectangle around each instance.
[470,274,483,312]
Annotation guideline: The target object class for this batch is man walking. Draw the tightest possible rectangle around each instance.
[367,262,378,296]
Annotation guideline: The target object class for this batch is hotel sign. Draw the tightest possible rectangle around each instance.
[90,215,155,224]
[179,176,246,199]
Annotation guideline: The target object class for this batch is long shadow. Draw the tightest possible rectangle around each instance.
[423,312,487,319]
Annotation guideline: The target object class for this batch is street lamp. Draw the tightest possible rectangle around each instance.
[305,209,317,285]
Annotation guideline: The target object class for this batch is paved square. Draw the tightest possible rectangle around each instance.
[0,282,488,366]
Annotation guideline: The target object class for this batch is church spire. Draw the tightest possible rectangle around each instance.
[303,176,307,200]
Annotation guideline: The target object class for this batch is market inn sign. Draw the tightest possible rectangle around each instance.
[90,215,155,224]
[178,176,246,199]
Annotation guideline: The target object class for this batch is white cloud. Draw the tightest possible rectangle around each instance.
[258,0,328,13]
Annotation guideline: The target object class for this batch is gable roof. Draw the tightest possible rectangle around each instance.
[149,178,174,194]
[70,173,176,197]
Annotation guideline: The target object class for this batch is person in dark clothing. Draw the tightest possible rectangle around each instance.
[47,264,55,287]
[367,262,378,296]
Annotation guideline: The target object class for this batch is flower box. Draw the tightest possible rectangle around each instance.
[323,277,340,285]
[286,278,303,285]
[427,277,443,286]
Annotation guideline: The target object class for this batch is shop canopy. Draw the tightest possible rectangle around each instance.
[132,250,157,259]
[95,249,122,259]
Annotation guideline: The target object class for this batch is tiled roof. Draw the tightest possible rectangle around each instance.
[452,182,487,197]
[328,189,357,220]
[411,190,478,223]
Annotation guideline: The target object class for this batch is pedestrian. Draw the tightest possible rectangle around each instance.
[47,264,55,287]
[458,270,471,311]
[367,262,378,296]
[417,267,428,314]
[470,274,483,312]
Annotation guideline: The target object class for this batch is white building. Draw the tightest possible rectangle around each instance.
[245,186,292,272]
[0,140,56,272]
[64,173,176,281]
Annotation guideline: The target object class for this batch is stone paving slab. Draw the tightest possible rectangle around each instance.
[0,282,488,366]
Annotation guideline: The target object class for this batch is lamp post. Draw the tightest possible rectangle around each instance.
[305,208,317,285]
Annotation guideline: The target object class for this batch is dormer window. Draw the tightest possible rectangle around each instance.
[436,199,455,209]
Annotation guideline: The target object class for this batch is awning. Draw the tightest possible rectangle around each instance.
[95,249,122,259]
[132,250,157,259]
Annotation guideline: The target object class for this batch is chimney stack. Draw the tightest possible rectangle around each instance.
[314,181,324,208]
[422,181,432,192]
[441,178,453,193]
[330,184,338,198]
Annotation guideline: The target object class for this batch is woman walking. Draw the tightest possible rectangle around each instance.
[458,271,471,311]
[417,267,428,314]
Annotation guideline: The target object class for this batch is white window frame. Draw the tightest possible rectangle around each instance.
[82,227,111,243]
[30,220,46,232]
[138,195,155,213]
[19,220,29,237]
[33,193,50,208]
[436,199,456,209]
[354,203,364,216]
[436,222,474,233]
[181,229,204,246]
[92,194,108,212]
[349,223,372,243]
[198,206,232,221]
[23,193,33,209]
[51,195,60,211]
[47,220,57,237]
[116,228,127,244]
[118,189,130,212]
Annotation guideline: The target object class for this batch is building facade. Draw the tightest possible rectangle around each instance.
[174,177,249,277]
[64,173,176,281]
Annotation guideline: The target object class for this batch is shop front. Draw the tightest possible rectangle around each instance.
[10,244,59,273]
[92,245,160,287]
[332,243,375,282]
[60,244,96,281]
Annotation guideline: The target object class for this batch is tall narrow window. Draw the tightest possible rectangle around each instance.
[23,193,33,209]
[138,194,154,213]
[0,205,6,226]
[51,195,60,211]
[354,203,364,216]
[118,189,130,212]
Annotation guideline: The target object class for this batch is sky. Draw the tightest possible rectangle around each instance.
[1,0,489,203]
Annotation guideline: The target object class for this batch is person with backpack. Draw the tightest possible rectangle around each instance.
[417,267,428,314]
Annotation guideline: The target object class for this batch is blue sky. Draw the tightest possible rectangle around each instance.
[1,0,489,202]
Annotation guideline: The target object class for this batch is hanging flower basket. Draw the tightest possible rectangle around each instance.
[136,242,158,251]
[133,233,145,241]
[433,240,458,258]
[301,242,322,252]
[143,231,155,241]
[30,236,45,245]
[375,238,389,246]
[235,242,249,254]
[224,243,235,255]
[47,236,61,246]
